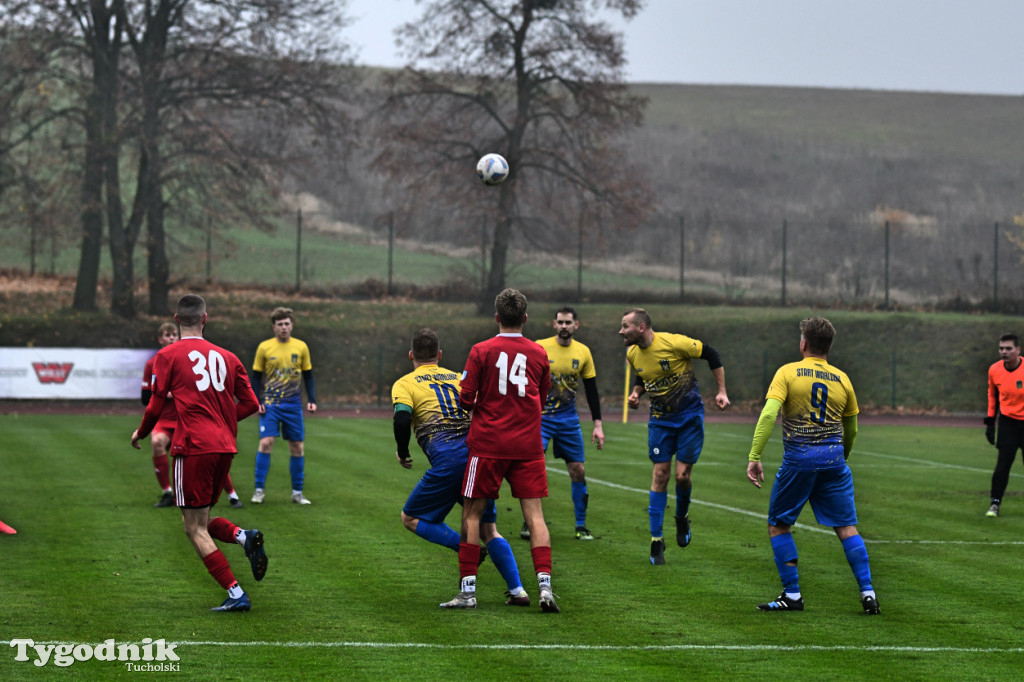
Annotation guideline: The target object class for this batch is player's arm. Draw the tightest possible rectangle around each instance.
[986,370,999,444]
[393,404,414,468]
[701,344,730,410]
[628,372,645,408]
[582,376,604,449]
[459,351,480,412]
[842,414,858,459]
[233,364,260,421]
[133,388,166,448]
[141,388,152,407]
[746,398,782,488]
[302,369,317,413]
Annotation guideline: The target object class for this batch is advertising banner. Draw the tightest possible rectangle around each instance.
[0,348,155,399]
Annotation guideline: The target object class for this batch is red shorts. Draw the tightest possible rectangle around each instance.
[173,453,234,508]
[152,424,175,441]
[462,456,548,500]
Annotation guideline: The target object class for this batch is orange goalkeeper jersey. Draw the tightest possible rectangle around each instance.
[988,359,1024,419]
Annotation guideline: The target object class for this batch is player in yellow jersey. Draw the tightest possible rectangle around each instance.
[392,328,530,606]
[251,307,317,505]
[745,317,879,614]
[524,307,603,541]
[620,308,730,565]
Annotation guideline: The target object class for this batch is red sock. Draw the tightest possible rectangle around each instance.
[201,549,238,590]
[223,473,236,495]
[208,517,241,544]
[153,455,171,491]
[458,542,481,579]
[530,545,552,575]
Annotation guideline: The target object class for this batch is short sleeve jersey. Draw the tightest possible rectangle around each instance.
[391,363,471,469]
[988,360,1024,420]
[143,353,177,426]
[766,356,859,471]
[460,334,550,460]
[253,337,312,405]
[149,338,257,456]
[536,336,596,418]
[626,332,704,425]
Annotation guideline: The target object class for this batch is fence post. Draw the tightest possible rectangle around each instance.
[377,343,384,408]
[781,219,787,307]
[206,216,212,284]
[679,215,685,302]
[884,221,890,309]
[295,208,303,293]
[993,221,1000,311]
[387,211,395,297]
[577,210,583,302]
[891,351,897,409]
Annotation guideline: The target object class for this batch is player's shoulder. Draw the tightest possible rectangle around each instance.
[536,335,558,350]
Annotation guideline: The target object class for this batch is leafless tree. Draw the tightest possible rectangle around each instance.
[375,0,653,308]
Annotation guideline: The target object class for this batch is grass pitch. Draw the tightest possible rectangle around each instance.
[2,413,1023,680]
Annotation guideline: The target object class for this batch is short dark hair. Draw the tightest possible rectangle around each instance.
[176,294,206,327]
[270,307,294,324]
[555,306,578,320]
[800,317,836,355]
[622,307,652,328]
[495,288,528,327]
[411,328,440,361]
[1000,333,1020,348]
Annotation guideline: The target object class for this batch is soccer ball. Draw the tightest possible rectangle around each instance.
[476,153,509,186]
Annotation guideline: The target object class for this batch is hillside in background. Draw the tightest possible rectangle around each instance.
[3,82,1024,307]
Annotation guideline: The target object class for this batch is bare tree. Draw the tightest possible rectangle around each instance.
[375,0,653,308]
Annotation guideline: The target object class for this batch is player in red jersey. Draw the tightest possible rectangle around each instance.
[132,294,266,612]
[142,322,244,509]
[440,288,560,613]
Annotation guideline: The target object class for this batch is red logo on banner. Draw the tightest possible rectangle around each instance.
[32,363,74,384]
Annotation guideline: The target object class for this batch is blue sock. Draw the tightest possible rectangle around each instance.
[289,456,305,491]
[675,482,692,519]
[486,537,523,592]
[770,533,800,594]
[254,452,270,489]
[414,521,460,551]
[841,534,874,591]
[571,481,588,527]
[648,490,668,537]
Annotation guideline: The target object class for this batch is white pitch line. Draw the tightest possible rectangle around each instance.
[3,640,1022,654]
[547,458,1024,546]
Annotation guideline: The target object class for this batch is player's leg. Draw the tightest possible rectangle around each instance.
[647,425,673,564]
[440,496,487,609]
[177,455,249,612]
[757,467,811,611]
[812,467,879,614]
[151,430,173,507]
[223,473,242,508]
[673,413,704,548]
[282,406,309,504]
[253,405,278,503]
[479,501,529,605]
[554,421,590,539]
[509,458,558,613]
[989,420,1024,516]
[402,467,461,551]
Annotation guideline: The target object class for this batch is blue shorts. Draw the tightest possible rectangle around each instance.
[259,402,305,442]
[648,412,704,464]
[767,465,858,528]
[541,415,585,463]
[404,464,496,524]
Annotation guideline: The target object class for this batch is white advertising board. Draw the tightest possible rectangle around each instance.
[0,348,156,399]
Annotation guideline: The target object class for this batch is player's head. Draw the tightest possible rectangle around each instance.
[998,333,1020,361]
[800,317,836,355]
[411,328,440,363]
[157,322,179,346]
[619,308,651,346]
[554,306,579,339]
[495,288,528,328]
[270,307,294,341]
[175,294,207,329]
